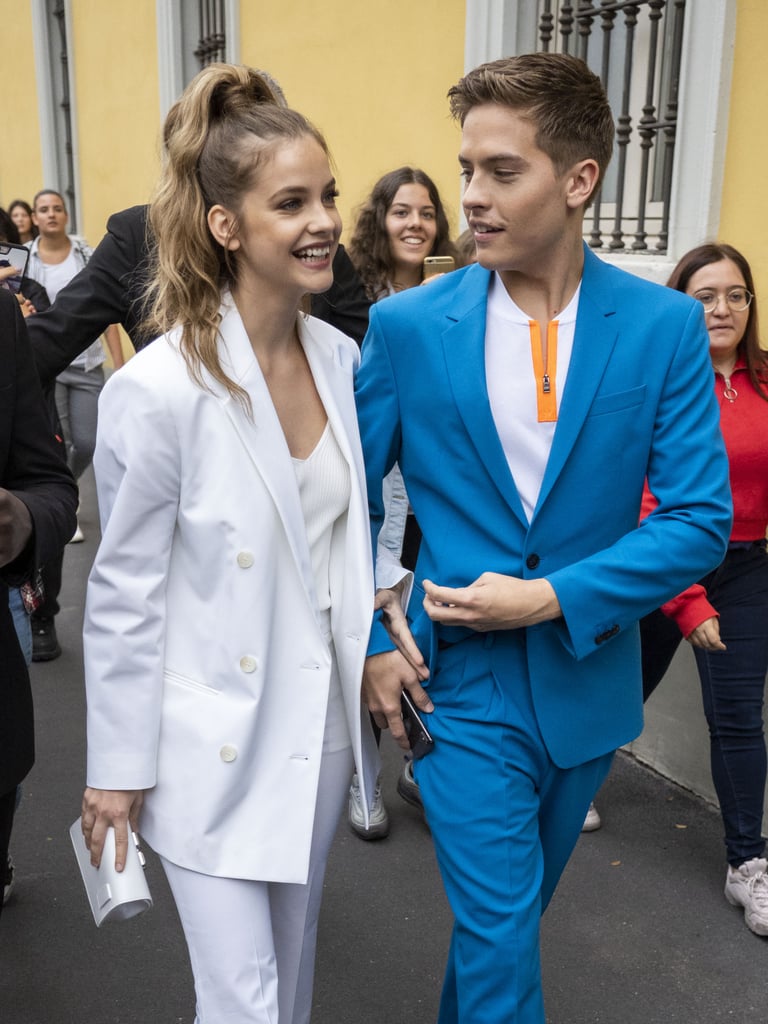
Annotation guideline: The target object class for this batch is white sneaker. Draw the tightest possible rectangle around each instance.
[724,857,768,936]
[2,856,14,905]
[581,802,602,832]
[68,520,84,544]
[348,773,389,840]
[396,759,424,811]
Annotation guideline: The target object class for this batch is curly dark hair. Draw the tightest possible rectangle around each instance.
[667,242,767,402]
[348,166,457,302]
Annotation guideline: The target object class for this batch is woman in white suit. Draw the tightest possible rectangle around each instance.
[80,64,379,1024]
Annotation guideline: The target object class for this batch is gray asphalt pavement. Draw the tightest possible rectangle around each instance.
[1,469,765,1023]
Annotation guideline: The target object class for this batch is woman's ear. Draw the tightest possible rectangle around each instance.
[207,205,240,251]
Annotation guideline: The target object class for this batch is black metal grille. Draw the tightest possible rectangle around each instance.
[194,0,227,67]
[537,0,685,254]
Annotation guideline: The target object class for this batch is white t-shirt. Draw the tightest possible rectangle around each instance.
[39,248,78,304]
[293,420,352,752]
[485,273,580,522]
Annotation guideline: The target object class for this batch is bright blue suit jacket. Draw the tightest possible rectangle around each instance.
[355,246,732,769]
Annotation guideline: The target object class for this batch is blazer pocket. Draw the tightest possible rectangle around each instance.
[163,668,220,696]
[588,384,646,418]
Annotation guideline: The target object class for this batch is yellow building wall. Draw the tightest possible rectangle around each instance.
[70,0,161,247]
[719,0,768,302]
[0,1,44,208]
[241,0,466,244]
[9,2,765,315]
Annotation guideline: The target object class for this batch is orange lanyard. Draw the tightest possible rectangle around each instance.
[528,320,559,422]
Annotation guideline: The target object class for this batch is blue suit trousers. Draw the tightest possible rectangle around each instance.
[415,631,613,1024]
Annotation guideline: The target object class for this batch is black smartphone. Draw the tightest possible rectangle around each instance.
[0,242,29,295]
[400,690,435,760]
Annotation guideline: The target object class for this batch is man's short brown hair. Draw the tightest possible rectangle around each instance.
[448,53,615,191]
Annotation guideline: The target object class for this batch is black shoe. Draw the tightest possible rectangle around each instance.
[31,617,61,661]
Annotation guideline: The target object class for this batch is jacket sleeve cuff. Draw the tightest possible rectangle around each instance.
[366,610,397,658]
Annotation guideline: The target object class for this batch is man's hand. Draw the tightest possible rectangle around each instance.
[81,788,144,871]
[363,650,433,751]
[374,584,429,681]
[0,488,33,568]
[686,616,726,652]
[423,572,561,631]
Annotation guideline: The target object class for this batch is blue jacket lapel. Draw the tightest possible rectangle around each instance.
[440,265,528,528]
[535,246,619,516]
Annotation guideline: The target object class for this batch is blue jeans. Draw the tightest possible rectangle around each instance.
[9,587,32,666]
[641,541,768,866]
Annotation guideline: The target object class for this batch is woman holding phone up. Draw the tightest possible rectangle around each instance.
[80,64,379,1023]
[349,166,457,301]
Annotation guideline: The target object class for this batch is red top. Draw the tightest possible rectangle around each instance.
[641,357,768,636]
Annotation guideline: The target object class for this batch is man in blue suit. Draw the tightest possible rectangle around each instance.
[355,54,732,1023]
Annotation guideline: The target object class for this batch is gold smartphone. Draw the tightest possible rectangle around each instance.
[423,255,456,278]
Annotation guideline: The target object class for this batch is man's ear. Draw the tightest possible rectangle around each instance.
[565,159,601,210]
[207,205,240,251]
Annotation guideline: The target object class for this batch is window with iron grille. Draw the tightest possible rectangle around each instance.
[193,0,227,67]
[464,0,736,278]
[29,0,80,231]
[157,0,240,118]
[535,1,685,256]
[48,0,77,226]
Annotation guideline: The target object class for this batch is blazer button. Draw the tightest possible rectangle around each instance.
[237,551,254,569]
[526,554,540,570]
[594,625,621,645]
[239,655,257,673]
[220,745,238,763]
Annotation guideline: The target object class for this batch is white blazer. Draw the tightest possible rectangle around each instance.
[84,298,379,883]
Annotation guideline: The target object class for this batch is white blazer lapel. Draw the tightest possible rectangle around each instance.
[298,314,366,505]
[210,301,318,611]
[298,315,377,791]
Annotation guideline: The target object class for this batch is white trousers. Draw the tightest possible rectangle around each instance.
[160,634,353,1024]
[161,743,352,1024]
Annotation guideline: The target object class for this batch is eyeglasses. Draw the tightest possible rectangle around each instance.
[693,288,753,314]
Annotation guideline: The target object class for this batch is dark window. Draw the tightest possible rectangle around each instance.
[47,0,77,229]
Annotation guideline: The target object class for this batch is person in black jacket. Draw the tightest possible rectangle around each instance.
[26,205,371,386]
[0,288,78,916]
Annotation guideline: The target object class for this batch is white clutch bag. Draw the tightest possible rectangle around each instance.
[69,818,153,926]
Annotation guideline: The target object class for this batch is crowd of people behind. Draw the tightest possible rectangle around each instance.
[0,52,766,1024]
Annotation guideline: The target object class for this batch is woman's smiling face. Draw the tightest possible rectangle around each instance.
[384,183,438,276]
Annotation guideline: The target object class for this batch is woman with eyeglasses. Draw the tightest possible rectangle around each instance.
[639,242,768,936]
